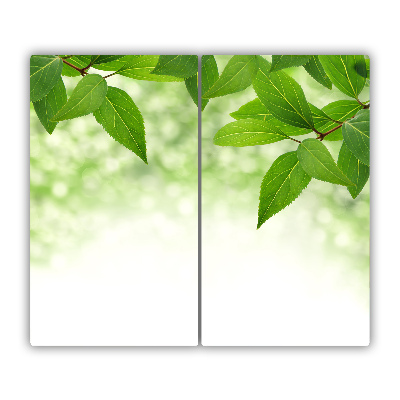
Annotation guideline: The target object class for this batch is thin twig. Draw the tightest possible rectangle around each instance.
[288,136,302,144]
[316,123,343,140]
[59,58,87,76]
[103,72,117,79]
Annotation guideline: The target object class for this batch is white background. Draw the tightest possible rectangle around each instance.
[1,1,399,399]
[30,215,198,346]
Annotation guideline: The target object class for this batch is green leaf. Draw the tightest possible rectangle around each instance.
[322,100,363,122]
[185,55,219,110]
[230,99,328,137]
[185,56,219,111]
[253,56,314,129]
[90,56,133,71]
[319,55,366,99]
[61,56,90,77]
[270,55,311,72]
[91,55,123,65]
[32,78,67,134]
[185,74,198,106]
[356,57,370,87]
[297,138,355,186]
[337,141,369,199]
[213,119,290,147]
[308,103,335,126]
[365,58,370,87]
[230,98,271,121]
[150,55,198,79]
[111,56,183,82]
[30,56,63,102]
[200,55,219,110]
[202,55,258,99]
[258,151,311,228]
[91,56,133,71]
[303,55,332,89]
[90,55,101,64]
[61,65,80,77]
[93,86,147,163]
[342,109,370,166]
[52,74,108,121]
[318,100,364,141]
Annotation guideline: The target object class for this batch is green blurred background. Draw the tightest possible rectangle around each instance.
[31,55,369,308]
[202,55,369,309]
[30,71,198,268]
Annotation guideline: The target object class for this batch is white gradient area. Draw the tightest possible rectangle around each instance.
[31,214,198,346]
[202,212,369,346]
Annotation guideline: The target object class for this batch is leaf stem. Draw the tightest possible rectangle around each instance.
[103,72,117,79]
[288,136,301,144]
[83,61,95,72]
[59,58,88,76]
[316,104,370,141]
[83,56,104,72]
[356,98,364,106]
[316,123,343,140]
[357,98,370,109]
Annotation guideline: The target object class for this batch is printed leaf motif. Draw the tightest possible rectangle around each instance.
[91,56,133,71]
[229,97,332,126]
[52,74,108,121]
[202,55,258,99]
[200,55,219,110]
[230,98,271,121]
[91,55,123,65]
[213,119,290,147]
[30,56,63,102]
[112,56,183,82]
[32,78,67,134]
[150,55,198,79]
[303,56,332,89]
[308,103,335,126]
[337,141,369,199]
[258,151,311,228]
[90,55,101,64]
[93,86,147,163]
[322,100,363,122]
[185,74,198,106]
[319,55,366,99]
[318,100,364,141]
[270,55,311,72]
[342,109,370,166]
[363,58,370,87]
[61,56,90,77]
[253,56,314,129]
[297,138,355,186]
[184,55,219,110]
[230,98,327,137]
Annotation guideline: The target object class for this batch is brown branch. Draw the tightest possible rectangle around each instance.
[82,56,102,72]
[288,136,301,144]
[356,98,364,106]
[103,71,117,79]
[357,98,370,109]
[316,123,343,140]
[316,104,370,141]
[60,58,88,76]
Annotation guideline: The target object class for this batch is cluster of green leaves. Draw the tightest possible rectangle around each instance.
[30,55,199,164]
[207,55,370,229]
